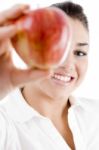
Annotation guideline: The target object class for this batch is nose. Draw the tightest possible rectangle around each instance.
[60,53,75,72]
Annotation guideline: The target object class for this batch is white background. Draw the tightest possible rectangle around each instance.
[0,0,99,99]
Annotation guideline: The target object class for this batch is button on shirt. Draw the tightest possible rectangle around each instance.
[0,89,99,150]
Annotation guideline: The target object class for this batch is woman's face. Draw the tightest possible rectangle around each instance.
[33,18,89,99]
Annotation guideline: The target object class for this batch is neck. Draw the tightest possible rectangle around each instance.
[21,85,70,120]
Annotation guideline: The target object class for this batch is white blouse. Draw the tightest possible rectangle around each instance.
[0,89,99,150]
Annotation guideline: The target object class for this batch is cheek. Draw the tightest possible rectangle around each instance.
[77,59,88,81]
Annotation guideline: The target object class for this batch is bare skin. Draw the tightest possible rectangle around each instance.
[0,4,50,100]
[52,101,75,150]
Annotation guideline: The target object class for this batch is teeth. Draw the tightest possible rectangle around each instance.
[53,74,71,82]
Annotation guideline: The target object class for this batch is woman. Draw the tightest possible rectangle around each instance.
[0,1,99,150]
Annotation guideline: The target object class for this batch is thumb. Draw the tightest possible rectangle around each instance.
[10,68,51,88]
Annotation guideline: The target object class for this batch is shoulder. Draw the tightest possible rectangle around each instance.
[70,96,99,131]
[0,104,9,146]
[0,99,12,130]
[70,96,99,148]
[0,96,15,137]
[71,96,99,121]
[76,96,99,113]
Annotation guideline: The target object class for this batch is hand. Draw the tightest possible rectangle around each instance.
[0,4,50,100]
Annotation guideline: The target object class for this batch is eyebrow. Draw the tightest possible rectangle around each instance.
[77,42,89,46]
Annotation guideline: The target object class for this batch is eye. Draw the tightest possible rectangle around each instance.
[74,50,87,57]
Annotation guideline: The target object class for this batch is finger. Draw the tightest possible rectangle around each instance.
[0,25,18,40]
[0,4,30,25]
[10,68,51,88]
[0,40,8,55]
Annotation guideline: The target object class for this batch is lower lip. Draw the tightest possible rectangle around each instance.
[51,77,73,86]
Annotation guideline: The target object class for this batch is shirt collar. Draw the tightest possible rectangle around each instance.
[5,89,82,123]
[5,89,42,123]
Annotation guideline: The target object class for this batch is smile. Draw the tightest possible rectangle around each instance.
[51,73,74,85]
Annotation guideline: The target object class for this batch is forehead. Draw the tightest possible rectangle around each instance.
[68,18,89,46]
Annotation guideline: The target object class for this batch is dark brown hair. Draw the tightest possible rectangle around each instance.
[51,1,88,31]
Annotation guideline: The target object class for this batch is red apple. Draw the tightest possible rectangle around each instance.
[11,7,72,69]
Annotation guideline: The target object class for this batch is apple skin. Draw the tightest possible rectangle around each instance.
[11,7,72,69]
